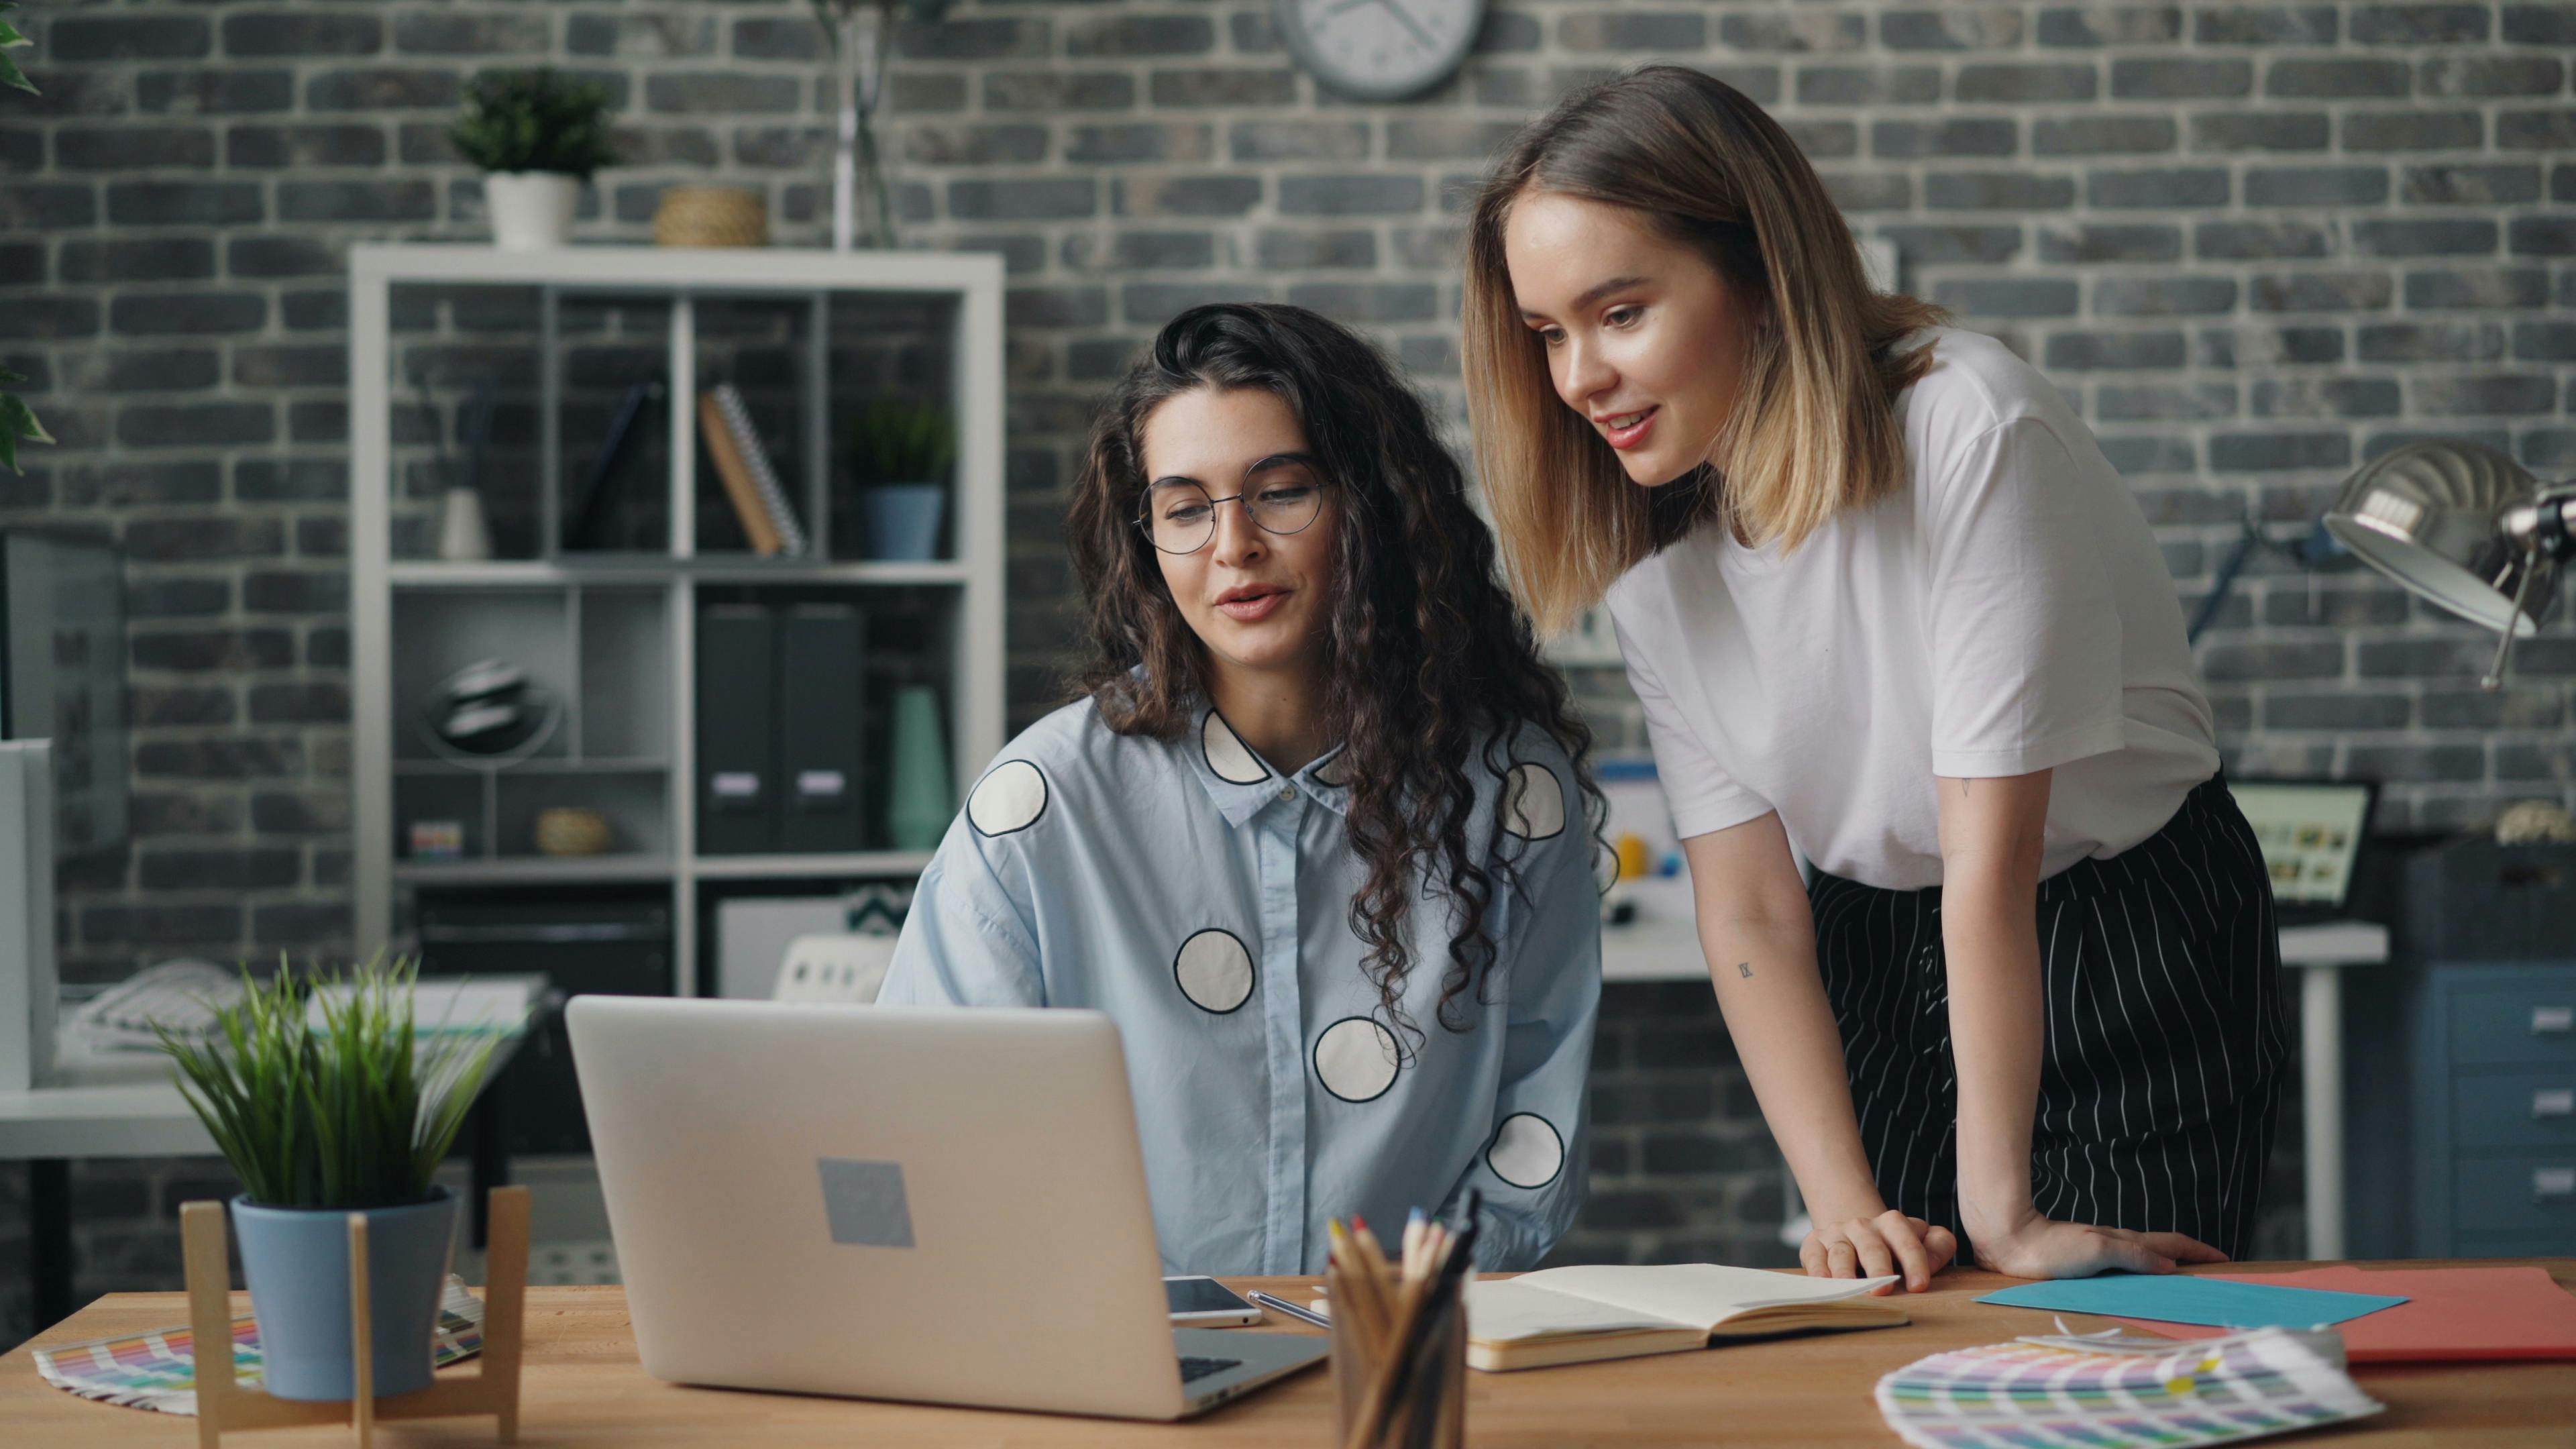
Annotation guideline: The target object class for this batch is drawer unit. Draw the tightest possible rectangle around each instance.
[2457,1235,2576,1258]
[2453,1157,2576,1238]
[2412,961,2576,1257]
[2448,988,2576,1068]
[2452,1072,2576,1150]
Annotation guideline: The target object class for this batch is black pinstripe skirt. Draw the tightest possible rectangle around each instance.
[1809,775,2292,1260]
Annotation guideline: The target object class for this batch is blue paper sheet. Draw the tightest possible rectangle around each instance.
[1977,1274,2408,1329]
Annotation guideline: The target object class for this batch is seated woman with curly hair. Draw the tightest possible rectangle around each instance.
[880,303,1603,1275]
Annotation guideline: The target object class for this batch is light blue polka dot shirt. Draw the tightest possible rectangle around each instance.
[879,695,1602,1276]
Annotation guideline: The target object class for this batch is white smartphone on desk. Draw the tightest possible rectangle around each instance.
[1164,1276,1263,1327]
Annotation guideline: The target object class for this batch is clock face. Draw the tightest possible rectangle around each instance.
[1274,0,1486,103]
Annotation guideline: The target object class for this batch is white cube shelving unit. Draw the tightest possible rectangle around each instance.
[349,244,1007,995]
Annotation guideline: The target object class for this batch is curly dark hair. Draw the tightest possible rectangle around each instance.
[1067,303,1603,1042]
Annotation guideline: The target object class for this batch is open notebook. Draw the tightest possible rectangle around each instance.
[1465,1265,1909,1371]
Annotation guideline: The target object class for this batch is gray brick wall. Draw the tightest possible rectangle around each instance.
[1,0,2567,1346]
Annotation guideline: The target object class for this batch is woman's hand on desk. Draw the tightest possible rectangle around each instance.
[1965,1203,2227,1280]
[1799,1209,1958,1293]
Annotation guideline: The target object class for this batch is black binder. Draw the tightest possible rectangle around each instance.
[777,602,866,853]
[563,380,663,551]
[696,602,777,854]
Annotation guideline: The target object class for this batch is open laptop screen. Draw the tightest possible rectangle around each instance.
[2231,779,2375,910]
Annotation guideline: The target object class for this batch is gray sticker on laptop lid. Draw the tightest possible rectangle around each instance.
[818,1158,915,1248]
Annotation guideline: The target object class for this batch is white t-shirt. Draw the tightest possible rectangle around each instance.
[1603,326,2218,890]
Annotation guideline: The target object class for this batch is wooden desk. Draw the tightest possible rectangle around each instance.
[6,1262,2571,1446]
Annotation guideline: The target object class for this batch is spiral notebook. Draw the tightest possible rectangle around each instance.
[699,384,808,556]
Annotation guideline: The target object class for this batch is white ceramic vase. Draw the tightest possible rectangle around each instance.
[484,171,580,250]
[438,486,493,561]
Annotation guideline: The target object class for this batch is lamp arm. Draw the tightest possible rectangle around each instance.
[2503,486,2575,565]
[2188,513,2342,646]
[2187,523,2264,645]
[2479,561,2541,692]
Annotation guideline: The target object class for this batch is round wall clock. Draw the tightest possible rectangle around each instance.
[1273,0,1487,103]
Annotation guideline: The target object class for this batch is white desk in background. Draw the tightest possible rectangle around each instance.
[1601,914,2390,1260]
[0,975,547,1334]
[2279,918,2390,1259]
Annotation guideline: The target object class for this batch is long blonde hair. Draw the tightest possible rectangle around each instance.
[1464,65,1949,634]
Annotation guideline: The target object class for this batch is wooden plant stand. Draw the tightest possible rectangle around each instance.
[178,1185,530,1448]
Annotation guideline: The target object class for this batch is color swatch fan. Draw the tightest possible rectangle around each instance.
[34,1278,486,1417]
[1877,1324,2382,1449]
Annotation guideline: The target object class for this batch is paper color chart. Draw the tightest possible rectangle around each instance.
[1878,1325,2383,1449]
[34,1277,485,1417]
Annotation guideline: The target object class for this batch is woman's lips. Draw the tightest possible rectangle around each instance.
[1601,407,1659,451]
[1216,588,1289,622]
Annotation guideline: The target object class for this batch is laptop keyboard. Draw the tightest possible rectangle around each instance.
[1179,1355,1243,1384]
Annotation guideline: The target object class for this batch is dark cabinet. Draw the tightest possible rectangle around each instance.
[2411,963,2576,1256]
[2349,841,2576,1258]
[416,885,673,1157]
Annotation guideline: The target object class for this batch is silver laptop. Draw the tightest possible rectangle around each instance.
[567,996,1328,1419]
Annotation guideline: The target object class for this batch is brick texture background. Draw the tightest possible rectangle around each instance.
[3,0,2571,1347]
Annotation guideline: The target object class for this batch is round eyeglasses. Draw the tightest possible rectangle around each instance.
[1136,456,1327,556]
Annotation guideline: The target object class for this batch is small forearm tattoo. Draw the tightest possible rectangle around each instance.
[1737,961,1754,979]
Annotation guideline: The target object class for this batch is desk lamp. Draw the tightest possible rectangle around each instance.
[2322,439,2576,690]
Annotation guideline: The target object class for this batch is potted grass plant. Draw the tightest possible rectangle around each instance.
[845,398,955,560]
[158,954,504,1402]
[447,67,620,250]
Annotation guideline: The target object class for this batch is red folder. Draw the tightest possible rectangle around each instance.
[2114,1266,2576,1362]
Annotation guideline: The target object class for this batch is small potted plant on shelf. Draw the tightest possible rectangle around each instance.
[844,398,955,561]
[157,954,504,1402]
[448,67,621,251]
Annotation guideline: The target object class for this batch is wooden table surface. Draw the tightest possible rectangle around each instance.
[6,1260,2572,1446]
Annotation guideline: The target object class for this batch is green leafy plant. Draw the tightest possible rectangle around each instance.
[447,67,620,180]
[1,3,48,475]
[0,365,50,478]
[0,0,33,95]
[156,954,504,1210]
[842,398,956,486]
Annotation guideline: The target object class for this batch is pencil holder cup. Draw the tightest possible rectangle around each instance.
[1327,1293,1466,1449]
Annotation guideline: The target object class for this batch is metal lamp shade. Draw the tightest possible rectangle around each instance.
[2322,439,2554,638]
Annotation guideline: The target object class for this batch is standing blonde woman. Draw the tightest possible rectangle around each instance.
[1463,66,2288,1288]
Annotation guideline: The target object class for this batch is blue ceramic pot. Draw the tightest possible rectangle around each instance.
[231,1187,458,1401]
[860,484,947,561]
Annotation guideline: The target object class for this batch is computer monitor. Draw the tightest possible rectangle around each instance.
[2230,777,2377,916]
[0,532,129,859]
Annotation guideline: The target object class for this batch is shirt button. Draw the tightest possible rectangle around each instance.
[1277,785,1297,803]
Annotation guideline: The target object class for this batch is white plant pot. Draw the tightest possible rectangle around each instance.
[484,171,580,251]
[438,486,493,561]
